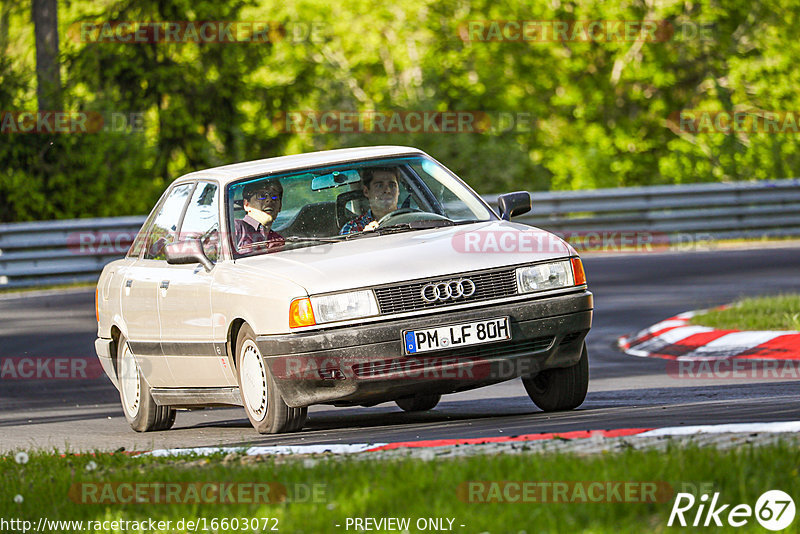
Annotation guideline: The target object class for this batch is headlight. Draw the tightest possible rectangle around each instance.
[516,261,574,294]
[310,290,380,323]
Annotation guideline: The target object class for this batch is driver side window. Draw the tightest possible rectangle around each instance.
[180,182,220,262]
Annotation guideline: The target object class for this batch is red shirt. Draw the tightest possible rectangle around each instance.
[234,215,284,252]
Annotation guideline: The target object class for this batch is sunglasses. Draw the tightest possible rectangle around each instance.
[254,193,281,201]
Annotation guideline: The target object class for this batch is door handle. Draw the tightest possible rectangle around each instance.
[159,280,170,290]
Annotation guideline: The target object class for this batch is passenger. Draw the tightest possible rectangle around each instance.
[235,179,285,251]
[339,167,400,235]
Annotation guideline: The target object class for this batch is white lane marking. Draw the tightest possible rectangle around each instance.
[640,421,800,437]
[148,447,243,457]
[246,443,386,455]
[147,443,388,457]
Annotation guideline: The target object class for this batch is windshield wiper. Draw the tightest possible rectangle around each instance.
[344,219,472,239]
[377,219,484,231]
[283,235,347,243]
[341,226,412,240]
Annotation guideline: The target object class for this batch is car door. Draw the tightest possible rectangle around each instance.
[121,182,194,387]
[157,181,231,387]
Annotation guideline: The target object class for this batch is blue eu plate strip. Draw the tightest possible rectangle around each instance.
[404,331,417,354]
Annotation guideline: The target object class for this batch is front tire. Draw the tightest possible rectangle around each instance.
[396,393,441,412]
[522,342,589,412]
[117,335,176,432]
[236,324,306,434]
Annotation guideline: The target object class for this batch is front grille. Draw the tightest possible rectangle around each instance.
[352,336,554,378]
[374,268,518,315]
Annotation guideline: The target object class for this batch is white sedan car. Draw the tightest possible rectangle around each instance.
[95,146,592,433]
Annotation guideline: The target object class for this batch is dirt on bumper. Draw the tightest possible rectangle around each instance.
[257,291,593,407]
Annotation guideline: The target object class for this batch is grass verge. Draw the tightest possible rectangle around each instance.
[691,294,800,331]
[1,441,798,533]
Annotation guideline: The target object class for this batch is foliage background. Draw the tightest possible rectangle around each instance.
[1,0,799,221]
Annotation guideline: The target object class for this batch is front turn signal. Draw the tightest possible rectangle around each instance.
[571,257,587,286]
[289,297,316,328]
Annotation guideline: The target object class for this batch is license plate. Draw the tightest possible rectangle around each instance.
[403,317,511,355]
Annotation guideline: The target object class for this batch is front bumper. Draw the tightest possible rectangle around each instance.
[257,290,593,407]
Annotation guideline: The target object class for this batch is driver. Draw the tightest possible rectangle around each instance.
[339,167,400,235]
[235,179,285,251]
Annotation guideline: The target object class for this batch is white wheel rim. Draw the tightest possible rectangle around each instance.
[240,340,268,422]
[119,343,141,419]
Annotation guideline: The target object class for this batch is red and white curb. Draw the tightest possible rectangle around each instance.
[146,421,800,457]
[617,310,800,361]
[147,429,646,457]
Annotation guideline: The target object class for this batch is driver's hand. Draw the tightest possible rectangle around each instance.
[363,221,380,232]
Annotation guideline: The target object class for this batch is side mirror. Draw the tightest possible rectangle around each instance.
[497,191,531,220]
[165,239,214,272]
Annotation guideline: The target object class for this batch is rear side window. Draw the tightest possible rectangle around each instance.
[180,182,220,262]
[142,183,194,260]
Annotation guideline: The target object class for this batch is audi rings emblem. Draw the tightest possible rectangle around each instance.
[420,278,477,303]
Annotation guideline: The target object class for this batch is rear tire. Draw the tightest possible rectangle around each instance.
[236,324,305,434]
[396,393,441,412]
[117,335,176,432]
[522,342,589,412]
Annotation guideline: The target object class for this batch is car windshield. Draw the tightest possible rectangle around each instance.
[226,155,495,256]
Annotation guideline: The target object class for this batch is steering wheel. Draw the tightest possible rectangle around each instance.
[376,208,422,227]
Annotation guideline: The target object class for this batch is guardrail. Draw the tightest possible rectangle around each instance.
[0,216,146,289]
[496,178,800,246]
[2,179,799,289]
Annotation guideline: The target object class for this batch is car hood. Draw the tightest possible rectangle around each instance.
[232,220,571,295]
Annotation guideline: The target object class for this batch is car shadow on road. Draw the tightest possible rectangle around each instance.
[178,396,562,447]
[171,381,800,449]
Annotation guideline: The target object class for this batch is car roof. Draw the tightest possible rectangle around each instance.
[174,146,428,186]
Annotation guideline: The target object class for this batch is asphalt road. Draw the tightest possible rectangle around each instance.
[1,245,799,453]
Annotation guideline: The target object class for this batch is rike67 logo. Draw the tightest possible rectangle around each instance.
[668,490,795,530]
